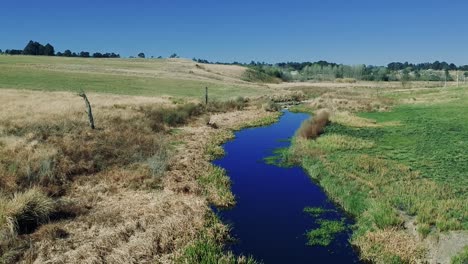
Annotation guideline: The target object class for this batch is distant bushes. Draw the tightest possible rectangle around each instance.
[297,110,330,139]
[242,69,281,83]
[262,101,281,112]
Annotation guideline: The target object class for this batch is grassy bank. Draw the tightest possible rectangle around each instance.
[286,86,468,263]
[0,87,281,263]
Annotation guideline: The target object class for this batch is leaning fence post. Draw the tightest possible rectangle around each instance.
[205,87,208,105]
[78,91,95,129]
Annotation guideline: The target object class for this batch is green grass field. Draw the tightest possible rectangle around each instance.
[0,55,265,99]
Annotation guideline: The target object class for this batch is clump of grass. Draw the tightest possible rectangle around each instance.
[303,207,336,218]
[198,165,235,207]
[178,211,258,264]
[262,100,281,112]
[361,201,403,230]
[206,97,247,113]
[235,111,282,130]
[0,188,55,237]
[147,147,169,180]
[306,219,346,246]
[417,223,431,238]
[297,110,330,139]
[204,130,235,160]
[178,237,258,264]
[313,134,374,151]
[142,103,205,131]
[263,147,291,167]
[355,228,426,264]
[451,246,468,264]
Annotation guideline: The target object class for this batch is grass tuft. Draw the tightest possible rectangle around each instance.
[0,188,55,236]
[297,110,330,139]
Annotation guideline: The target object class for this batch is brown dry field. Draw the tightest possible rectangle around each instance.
[0,88,278,263]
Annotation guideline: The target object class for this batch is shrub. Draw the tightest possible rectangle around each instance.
[206,97,246,113]
[297,110,330,139]
[242,68,281,83]
[147,147,169,180]
[142,103,205,131]
[262,101,281,112]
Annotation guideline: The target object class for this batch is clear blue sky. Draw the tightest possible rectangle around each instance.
[2,0,467,65]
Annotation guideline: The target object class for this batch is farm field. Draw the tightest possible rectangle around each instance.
[0,55,269,99]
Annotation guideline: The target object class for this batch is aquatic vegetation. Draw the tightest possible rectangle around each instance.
[306,219,346,247]
[303,207,336,218]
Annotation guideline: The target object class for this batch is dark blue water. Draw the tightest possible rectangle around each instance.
[213,111,361,264]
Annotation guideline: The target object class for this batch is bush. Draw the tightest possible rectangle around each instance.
[206,97,246,113]
[297,110,330,139]
[242,68,281,83]
[143,103,205,130]
[262,101,281,112]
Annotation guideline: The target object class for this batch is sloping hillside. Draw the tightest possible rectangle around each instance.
[0,56,269,99]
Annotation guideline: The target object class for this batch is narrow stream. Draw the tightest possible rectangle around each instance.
[213,111,361,263]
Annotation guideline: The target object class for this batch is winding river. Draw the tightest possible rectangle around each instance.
[213,111,361,263]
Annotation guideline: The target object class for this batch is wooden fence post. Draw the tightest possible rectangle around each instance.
[78,91,95,129]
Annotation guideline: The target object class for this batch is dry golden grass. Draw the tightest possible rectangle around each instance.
[0,88,277,263]
[355,228,426,264]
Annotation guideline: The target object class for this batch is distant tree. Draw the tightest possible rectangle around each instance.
[23,40,46,55]
[169,53,178,58]
[6,49,23,55]
[80,51,90,57]
[157,56,163,59]
[138,52,145,58]
[56,51,63,56]
[93,52,103,58]
[43,43,55,56]
[0,49,3,54]
[63,50,72,57]
[401,68,411,87]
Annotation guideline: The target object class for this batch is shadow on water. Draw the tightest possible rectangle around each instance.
[213,111,361,264]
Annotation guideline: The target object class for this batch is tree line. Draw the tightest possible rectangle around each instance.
[0,40,120,58]
[192,58,468,82]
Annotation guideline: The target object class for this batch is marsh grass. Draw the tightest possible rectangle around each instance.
[287,91,468,262]
[178,212,258,264]
[303,207,336,218]
[306,219,346,246]
[198,165,235,207]
[235,111,282,130]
